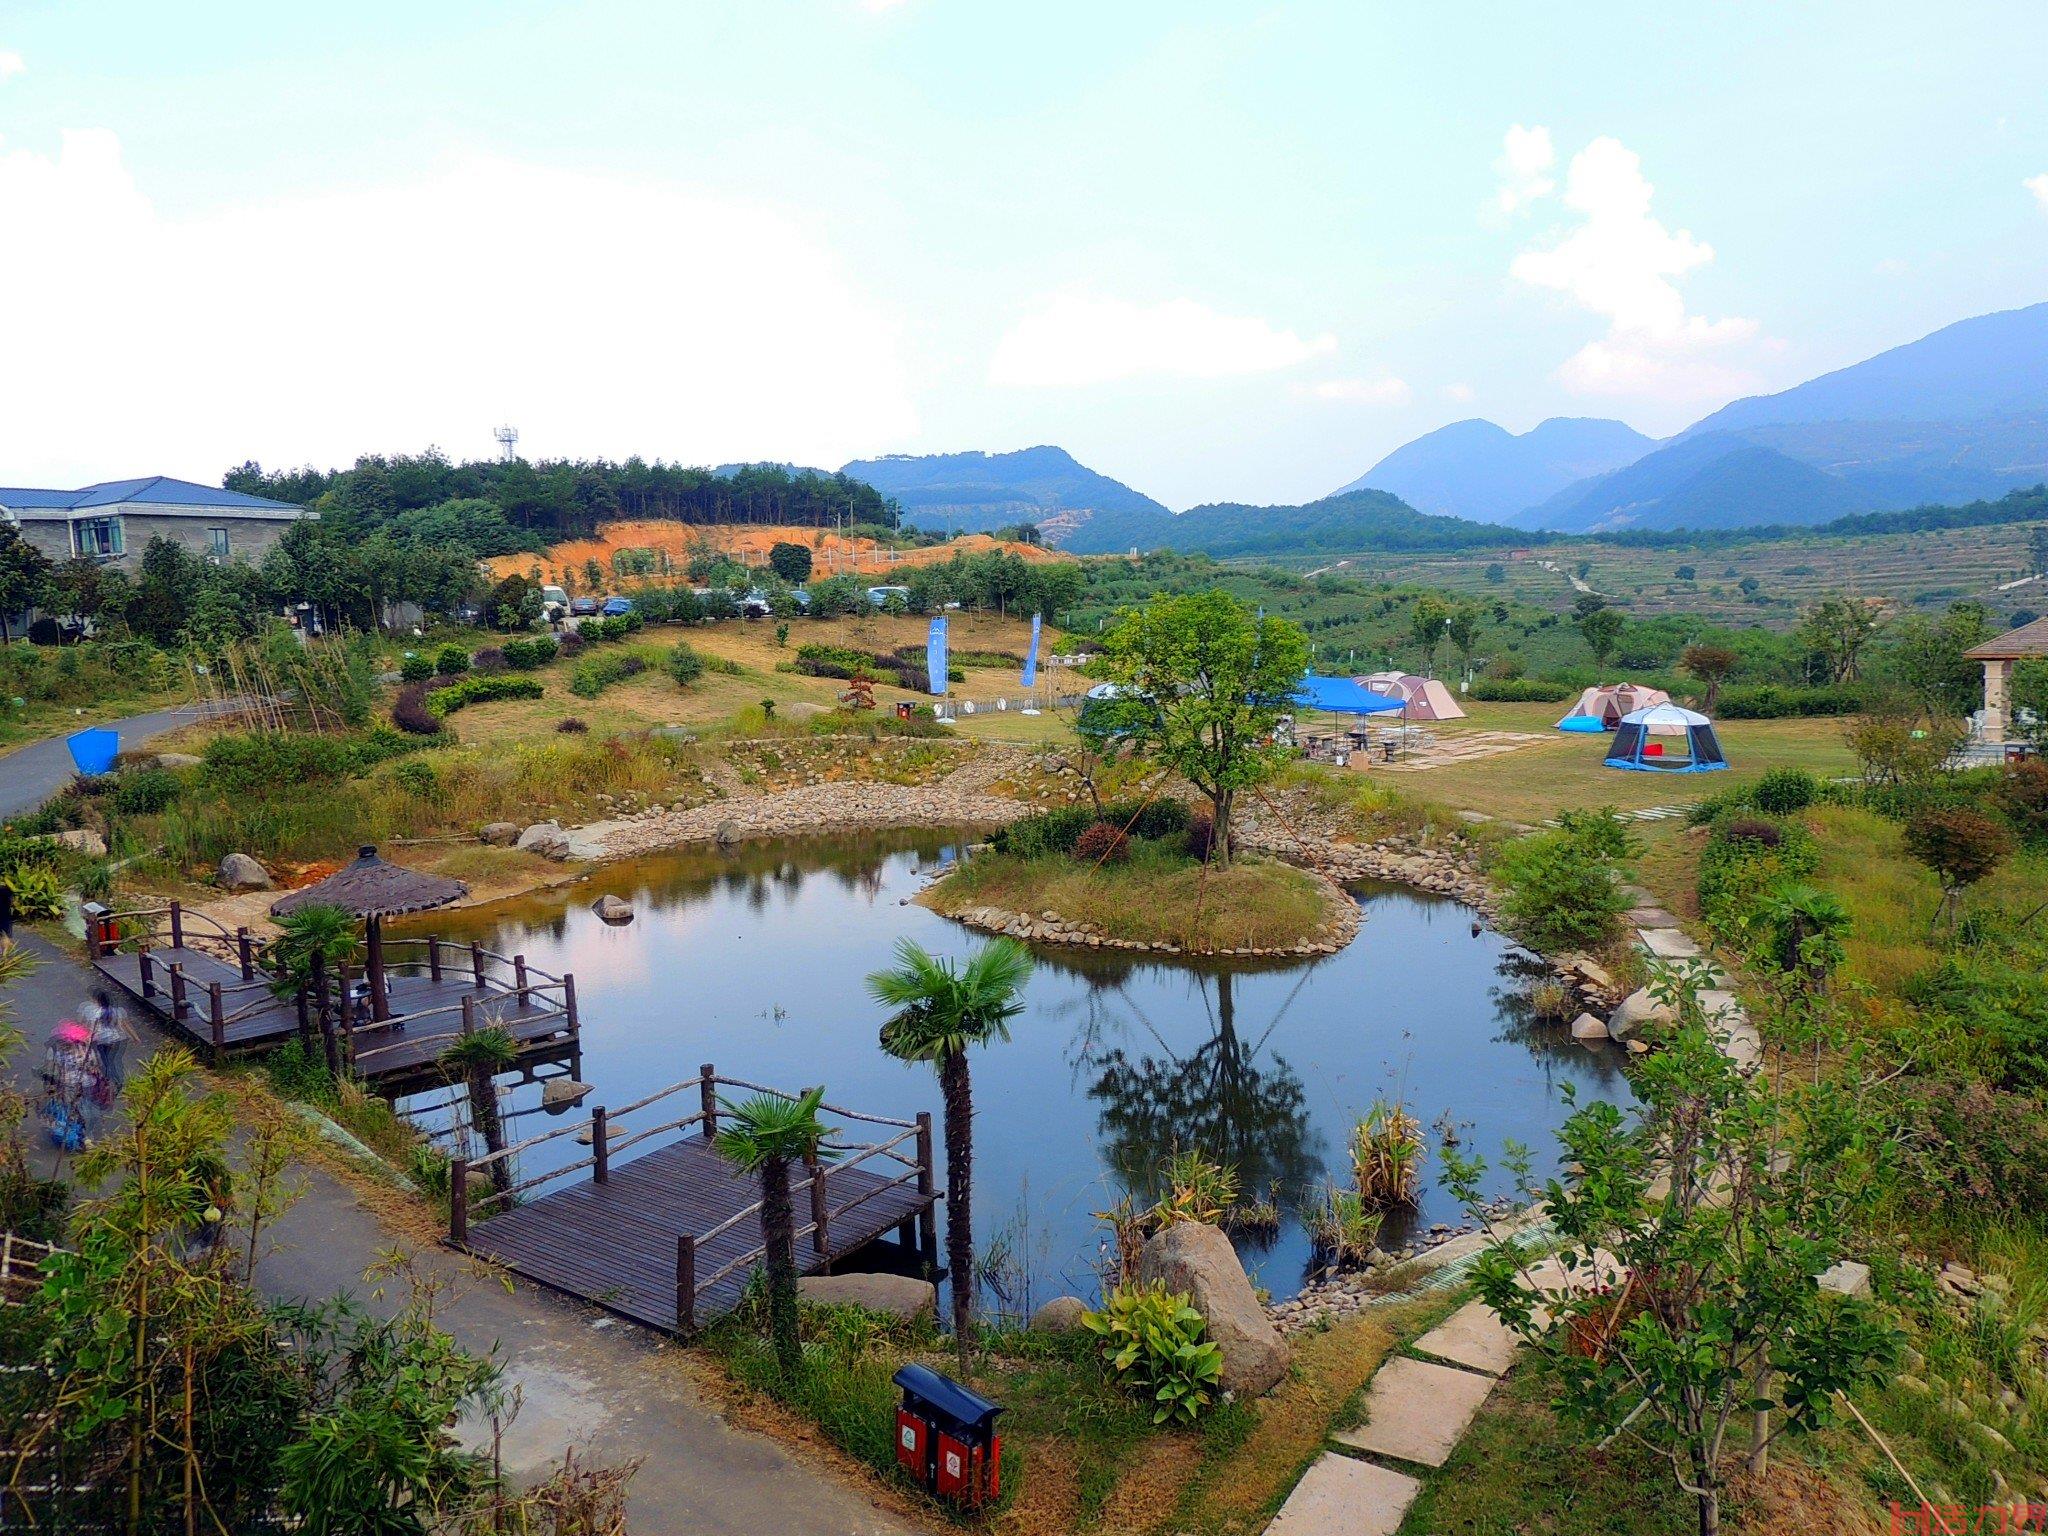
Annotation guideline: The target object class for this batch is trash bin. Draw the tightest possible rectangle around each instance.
[896,701,914,721]
[892,1364,1003,1507]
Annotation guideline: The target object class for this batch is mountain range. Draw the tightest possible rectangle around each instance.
[836,447,1168,536]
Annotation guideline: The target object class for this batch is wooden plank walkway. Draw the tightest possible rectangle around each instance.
[461,1137,936,1333]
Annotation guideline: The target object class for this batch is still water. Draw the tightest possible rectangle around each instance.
[409,831,1632,1303]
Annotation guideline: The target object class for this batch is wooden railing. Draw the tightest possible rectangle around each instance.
[447,1064,935,1331]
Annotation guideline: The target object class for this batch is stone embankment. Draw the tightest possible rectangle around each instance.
[1239,818,1499,921]
[935,864,1363,959]
[584,780,1028,859]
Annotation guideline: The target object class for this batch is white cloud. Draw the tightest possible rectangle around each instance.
[2026,173,2048,213]
[1298,376,1412,406]
[1441,382,1476,403]
[0,132,917,483]
[1874,256,1909,277]
[1510,135,1766,402]
[0,51,23,82]
[988,292,1335,388]
[1492,124,1555,215]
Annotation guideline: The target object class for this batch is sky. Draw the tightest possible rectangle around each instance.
[1,1,2045,509]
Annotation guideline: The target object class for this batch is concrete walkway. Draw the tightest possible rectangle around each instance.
[0,701,230,820]
[4,932,914,1535]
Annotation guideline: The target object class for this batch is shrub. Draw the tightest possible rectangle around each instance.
[111,767,182,815]
[1995,758,2048,846]
[398,652,435,683]
[1751,767,1819,815]
[555,716,588,734]
[1183,811,1225,863]
[1467,678,1572,703]
[1,864,64,919]
[666,643,706,688]
[1118,798,1191,841]
[1716,684,1866,719]
[1883,1078,2048,1220]
[202,732,360,791]
[425,675,546,719]
[1493,828,1628,951]
[994,805,1097,858]
[434,644,471,677]
[1074,821,1131,865]
[556,631,587,658]
[392,759,439,797]
[568,652,647,700]
[1552,806,1634,861]
[470,646,507,675]
[1719,816,1783,848]
[500,635,559,669]
[391,682,440,735]
[0,835,61,878]
[1697,815,1820,947]
[1081,1281,1225,1424]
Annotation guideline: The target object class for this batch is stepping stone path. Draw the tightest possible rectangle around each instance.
[1638,926,1702,960]
[1264,1455,1422,1536]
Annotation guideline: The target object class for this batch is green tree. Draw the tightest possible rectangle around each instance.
[1443,1002,1897,1536]
[713,1087,834,1381]
[439,1026,519,1193]
[867,937,1033,1375]
[1097,591,1311,865]
[1883,600,1993,720]
[767,540,813,585]
[1904,807,2014,932]
[1483,563,1507,585]
[2014,657,2048,749]
[1679,642,1738,711]
[1446,605,1479,673]
[1577,605,1624,665]
[0,524,53,643]
[1794,595,1885,684]
[1409,593,1451,671]
[2029,522,2048,578]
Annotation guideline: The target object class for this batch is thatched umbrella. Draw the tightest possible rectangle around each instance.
[271,845,469,1022]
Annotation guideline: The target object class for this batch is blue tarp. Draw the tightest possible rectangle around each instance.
[66,727,119,775]
[1290,675,1406,715]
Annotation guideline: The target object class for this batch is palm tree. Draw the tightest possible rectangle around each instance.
[439,1026,519,1193]
[866,937,1033,1375]
[265,903,360,999]
[714,1087,834,1381]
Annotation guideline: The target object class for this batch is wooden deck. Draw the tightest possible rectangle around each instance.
[448,1068,939,1333]
[87,903,579,1089]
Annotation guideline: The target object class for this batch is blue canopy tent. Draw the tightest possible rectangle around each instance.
[1605,703,1728,773]
[1289,675,1407,716]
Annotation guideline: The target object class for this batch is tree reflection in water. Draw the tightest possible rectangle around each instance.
[1072,966,1324,1257]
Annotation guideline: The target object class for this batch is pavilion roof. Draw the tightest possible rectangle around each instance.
[270,845,469,920]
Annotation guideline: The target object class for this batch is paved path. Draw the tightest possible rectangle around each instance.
[0,702,223,820]
[4,933,914,1535]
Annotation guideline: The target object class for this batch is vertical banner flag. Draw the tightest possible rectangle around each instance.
[1021,612,1042,689]
[927,615,949,696]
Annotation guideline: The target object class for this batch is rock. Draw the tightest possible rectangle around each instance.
[152,752,202,770]
[216,851,270,890]
[1818,1259,1871,1298]
[1569,1012,1609,1041]
[715,821,741,847]
[796,1272,937,1322]
[1137,1220,1289,1398]
[1030,1296,1090,1334]
[479,822,519,846]
[516,821,570,858]
[541,1079,592,1111]
[1562,954,1616,991]
[1607,987,1675,1041]
[591,894,635,924]
[51,827,109,858]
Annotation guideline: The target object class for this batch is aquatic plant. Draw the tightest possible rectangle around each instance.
[1351,1099,1422,1210]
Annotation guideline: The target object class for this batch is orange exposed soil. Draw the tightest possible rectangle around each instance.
[483,520,1068,588]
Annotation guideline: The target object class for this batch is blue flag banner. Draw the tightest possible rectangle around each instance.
[927,616,949,696]
[1021,612,1042,689]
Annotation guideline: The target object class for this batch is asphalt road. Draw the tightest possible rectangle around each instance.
[0,702,222,820]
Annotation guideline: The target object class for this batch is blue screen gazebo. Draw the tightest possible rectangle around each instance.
[1289,675,1407,717]
[1605,703,1728,773]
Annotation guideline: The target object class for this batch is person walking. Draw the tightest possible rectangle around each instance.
[87,988,134,1094]
[0,880,14,941]
[38,1021,106,1152]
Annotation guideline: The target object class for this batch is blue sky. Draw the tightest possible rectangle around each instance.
[2,0,2044,506]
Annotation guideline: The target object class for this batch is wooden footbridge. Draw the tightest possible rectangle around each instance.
[88,901,581,1093]
[449,1065,940,1334]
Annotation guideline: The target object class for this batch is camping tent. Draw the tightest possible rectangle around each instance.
[1558,682,1670,733]
[1358,672,1466,722]
[1605,703,1728,773]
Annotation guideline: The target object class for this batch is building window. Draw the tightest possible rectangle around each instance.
[207,527,231,559]
[74,517,124,559]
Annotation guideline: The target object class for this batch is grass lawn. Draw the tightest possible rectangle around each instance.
[925,845,1336,952]
[0,678,193,757]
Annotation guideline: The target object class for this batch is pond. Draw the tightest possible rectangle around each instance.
[406,831,1633,1306]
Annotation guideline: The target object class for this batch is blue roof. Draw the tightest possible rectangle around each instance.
[1290,675,1407,715]
[0,476,301,512]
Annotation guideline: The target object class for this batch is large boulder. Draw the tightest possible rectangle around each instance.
[516,821,570,858]
[1607,987,1676,1041]
[478,822,519,847]
[152,752,202,771]
[592,894,634,924]
[216,852,270,890]
[1569,1012,1610,1042]
[1030,1296,1089,1335]
[796,1272,937,1322]
[52,828,108,858]
[1136,1220,1288,1398]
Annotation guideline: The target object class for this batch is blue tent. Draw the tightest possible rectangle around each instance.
[1290,675,1406,715]
[1605,703,1728,773]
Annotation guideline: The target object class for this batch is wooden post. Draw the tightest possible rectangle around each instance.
[366,917,390,1024]
[471,942,486,992]
[915,1110,938,1275]
[915,1111,934,1195]
[169,963,189,1021]
[699,1063,718,1141]
[462,993,478,1034]
[427,936,442,983]
[208,982,225,1052]
[562,973,579,1034]
[168,900,184,952]
[450,1158,469,1245]
[237,927,254,981]
[592,1106,609,1184]
[85,912,102,961]
[514,955,530,1005]
[675,1233,697,1333]
[808,1150,830,1256]
[139,950,156,1001]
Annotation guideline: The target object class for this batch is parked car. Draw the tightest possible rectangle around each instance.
[600,596,635,617]
[540,584,570,618]
[570,596,600,616]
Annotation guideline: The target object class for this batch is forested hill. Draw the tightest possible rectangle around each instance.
[1058,487,1555,557]
[838,446,1168,535]
[224,453,899,549]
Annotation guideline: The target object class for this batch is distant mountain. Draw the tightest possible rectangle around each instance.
[1520,302,2048,533]
[1335,417,1654,523]
[1057,487,1535,558]
[837,446,1168,536]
